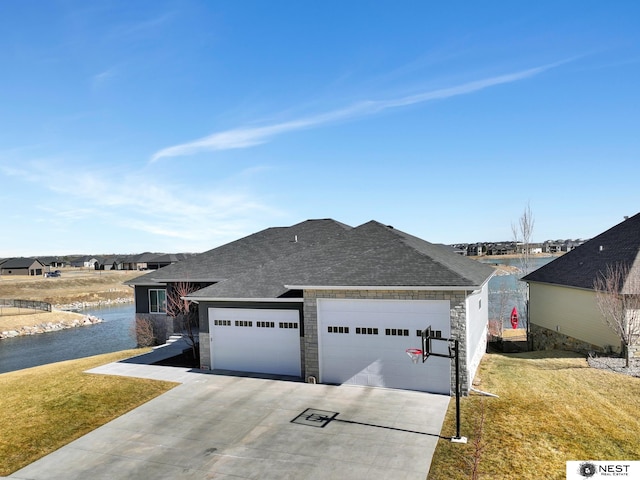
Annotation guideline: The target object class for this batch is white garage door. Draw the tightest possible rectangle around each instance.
[318,299,451,394]
[209,308,301,377]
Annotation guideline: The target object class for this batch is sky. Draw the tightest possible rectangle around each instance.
[1,1,639,257]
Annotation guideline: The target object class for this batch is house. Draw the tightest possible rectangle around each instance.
[523,213,640,355]
[0,257,47,276]
[127,219,495,395]
[39,256,66,268]
[69,256,100,269]
[120,252,188,271]
[97,256,122,271]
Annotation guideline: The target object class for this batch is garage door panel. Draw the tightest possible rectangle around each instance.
[209,308,301,377]
[318,299,451,394]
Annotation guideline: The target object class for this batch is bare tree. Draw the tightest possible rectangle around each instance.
[132,316,156,347]
[165,282,200,365]
[511,202,535,277]
[511,204,535,336]
[594,263,640,367]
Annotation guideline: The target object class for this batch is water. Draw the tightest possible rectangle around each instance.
[0,304,136,374]
[478,256,556,329]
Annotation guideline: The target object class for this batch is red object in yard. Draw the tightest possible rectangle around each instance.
[510,307,519,329]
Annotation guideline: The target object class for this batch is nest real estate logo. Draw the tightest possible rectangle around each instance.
[567,461,639,479]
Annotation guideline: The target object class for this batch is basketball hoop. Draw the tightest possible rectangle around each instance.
[406,348,423,364]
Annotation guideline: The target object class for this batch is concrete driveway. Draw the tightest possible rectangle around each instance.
[9,346,450,480]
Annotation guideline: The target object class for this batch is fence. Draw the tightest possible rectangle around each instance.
[0,299,51,313]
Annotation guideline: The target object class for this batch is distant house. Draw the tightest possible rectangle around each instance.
[0,257,47,276]
[467,243,485,256]
[523,213,640,355]
[97,256,123,271]
[70,256,99,269]
[126,219,495,395]
[39,257,66,268]
[486,242,517,256]
[121,252,189,271]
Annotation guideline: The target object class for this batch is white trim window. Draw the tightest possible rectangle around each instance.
[149,289,167,314]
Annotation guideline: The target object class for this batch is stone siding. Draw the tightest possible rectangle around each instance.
[530,323,611,354]
[627,344,640,359]
[303,289,469,395]
[200,332,211,369]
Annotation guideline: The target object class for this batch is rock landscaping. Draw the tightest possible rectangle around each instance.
[0,314,102,339]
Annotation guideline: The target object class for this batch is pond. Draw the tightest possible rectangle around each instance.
[0,304,137,374]
[478,256,557,329]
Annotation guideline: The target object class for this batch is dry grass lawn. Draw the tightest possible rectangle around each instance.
[0,349,177,476]
[0,269,144,330]
[0,269,142,306]
[428,350,640,479]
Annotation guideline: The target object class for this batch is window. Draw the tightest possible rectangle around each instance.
[149,289,166,314]
[214,319,231,326]
[328,326,349,334]
[257,321,275,328]
[235,320,253,327]
[279,322,298,329]
[416,329,442,338]
[355,327,378,335]
[385,328,409,336]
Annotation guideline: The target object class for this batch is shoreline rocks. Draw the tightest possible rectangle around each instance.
[54,297,133,311]
[1,315,103,339]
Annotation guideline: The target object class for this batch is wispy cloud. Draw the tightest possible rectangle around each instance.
[150,60,569,163]
[92,67,117,89]
[2,157,281,251]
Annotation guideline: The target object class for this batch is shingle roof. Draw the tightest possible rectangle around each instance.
[522,212,640,292]
[187,220,495,299]
[0,257,43,269]
[125,219,353,285]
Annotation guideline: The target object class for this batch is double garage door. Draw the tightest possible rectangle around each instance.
[209,299,451,394]
[318,299,451,394]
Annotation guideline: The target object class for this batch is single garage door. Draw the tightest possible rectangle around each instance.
[209,307,301,377]
[318,298,451,394]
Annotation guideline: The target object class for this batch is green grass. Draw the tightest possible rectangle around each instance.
[428,350,640,480]
[0,349,177,475]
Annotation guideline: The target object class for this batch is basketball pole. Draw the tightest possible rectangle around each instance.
[451,339,466,443]
[422,331,466,443]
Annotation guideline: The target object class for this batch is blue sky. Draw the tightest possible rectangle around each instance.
[1,1,639,256]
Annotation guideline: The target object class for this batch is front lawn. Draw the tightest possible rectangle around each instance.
[0,349,177,475]
[428,350,640,479]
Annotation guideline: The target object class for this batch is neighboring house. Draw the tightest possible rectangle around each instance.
[523,213,640,354]
[486,242,517,256]
[39,256,66,268]
[69,256,99,269]
[97,256,122,271]
[127,219,494,395]
[0,257,47,276]
[145,253,193,270]
[121,252,188,271]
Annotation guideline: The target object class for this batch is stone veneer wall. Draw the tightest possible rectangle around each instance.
[628,344,640,359]
[530,323,611,354]
[303,289,469,395]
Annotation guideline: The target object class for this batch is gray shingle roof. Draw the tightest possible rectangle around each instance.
[125,219,353,286]
[188,220,495,299]
[522,212,640,292]
[0,257,43,269]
